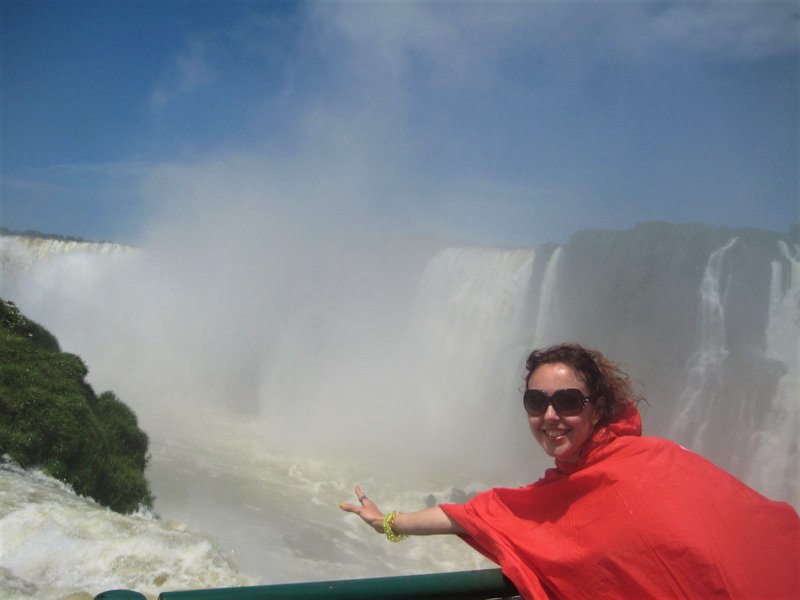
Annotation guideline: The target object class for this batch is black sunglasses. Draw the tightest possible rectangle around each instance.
[523,388,592,417]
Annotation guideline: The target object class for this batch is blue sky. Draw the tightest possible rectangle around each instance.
[1,0,798,246]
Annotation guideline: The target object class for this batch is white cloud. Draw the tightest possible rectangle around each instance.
[149,37,216,109]
[643,1,799,61]
[135,1,796,248]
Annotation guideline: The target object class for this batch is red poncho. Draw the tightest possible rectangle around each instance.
[440,405,800,599]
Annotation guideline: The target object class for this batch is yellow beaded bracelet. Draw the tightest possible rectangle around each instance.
[383,511,409,543]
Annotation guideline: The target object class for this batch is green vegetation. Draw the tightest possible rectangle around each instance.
[0,298,153,513]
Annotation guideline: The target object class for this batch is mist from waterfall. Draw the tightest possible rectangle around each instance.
[3,227,797,496]
[0,231,544,482]
[2,232,540,596]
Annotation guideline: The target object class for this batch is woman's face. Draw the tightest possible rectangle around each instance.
[527,362,600,463]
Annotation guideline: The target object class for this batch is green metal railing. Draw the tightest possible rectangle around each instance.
[94,568,519,600]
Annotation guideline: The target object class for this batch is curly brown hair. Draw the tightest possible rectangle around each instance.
[525,343,640,426]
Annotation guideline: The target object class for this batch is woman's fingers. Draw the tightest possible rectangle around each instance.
[339,485,370,512]
[340,485,384,531]
[354,484,370,504]
[352,484,378,508]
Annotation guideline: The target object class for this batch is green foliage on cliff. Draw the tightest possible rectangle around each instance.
[0,298,153,513]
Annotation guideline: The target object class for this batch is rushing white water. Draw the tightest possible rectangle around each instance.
[746,241,800,506]
[669,238,738,448]
[144,413,494,588]
[0,460,253,600]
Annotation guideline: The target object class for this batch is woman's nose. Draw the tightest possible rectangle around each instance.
[543,403,559,420]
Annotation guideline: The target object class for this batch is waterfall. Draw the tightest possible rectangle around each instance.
[407,247,536,406]
[532,247,561,348]
[411,247,536,355]
[746,241,800,506]
[669,237,738,449]
[0,235,133,270]
[384,246,537,474]
[766,241,800,364]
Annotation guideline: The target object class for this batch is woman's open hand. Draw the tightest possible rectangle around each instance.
[340,485,466,537]
[339,484,385,534]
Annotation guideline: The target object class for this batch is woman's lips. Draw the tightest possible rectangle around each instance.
[543,428,570,439]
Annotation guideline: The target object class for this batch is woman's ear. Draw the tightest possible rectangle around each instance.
[592,396,606,424]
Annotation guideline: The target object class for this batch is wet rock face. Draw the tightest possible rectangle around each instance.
[537,223,797,495]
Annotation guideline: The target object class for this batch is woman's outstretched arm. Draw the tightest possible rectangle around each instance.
[340,484,466,536]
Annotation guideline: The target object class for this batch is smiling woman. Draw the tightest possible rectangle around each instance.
[523,343,639,464]
[341,343,800,599]
[525,364,600,463]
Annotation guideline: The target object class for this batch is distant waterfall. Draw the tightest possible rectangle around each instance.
[409,247,536,385]
[532,247,561,348]
[746,241,800,506]
[395,246,538,472]
[0,236,138,360]
[766,241,800,365]
[669,237,738,449]
[0,235,133,270]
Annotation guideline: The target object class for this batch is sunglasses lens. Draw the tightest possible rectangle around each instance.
[523,390,549,415]
[523,389,588,416]
[551,389,587,416]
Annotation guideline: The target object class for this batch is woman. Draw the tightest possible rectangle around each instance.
[340,343,799,599]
